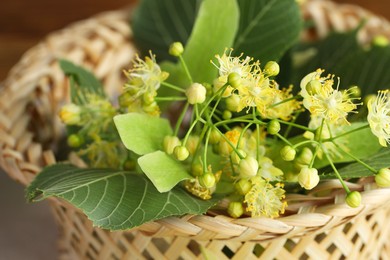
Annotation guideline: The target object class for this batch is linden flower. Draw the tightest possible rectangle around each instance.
[212,49,254,79]
[244,176,286,218]
[123,52,168,98]
[300,70,357,124]
[367,90,390,147]
[236,74,276,114]
[266,86,301,120]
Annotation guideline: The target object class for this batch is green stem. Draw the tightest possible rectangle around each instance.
[174,102,190,136]
[179,55,193,84]
[161,81,186,93]
[269,95,301,108]
[326,124,370,142]
[278,119,312,132]
[333,142,377,173]
[323,147,351,193]
[275,133,293,146]
[203,127,211,173]
[292,140,318,149]
[155,97,187,101]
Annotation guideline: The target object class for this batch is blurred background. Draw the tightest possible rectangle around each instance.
[0,0,389,259]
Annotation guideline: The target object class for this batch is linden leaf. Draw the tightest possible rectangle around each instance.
[114,113,172,155]
[26,164,219,231]
[138,151,191,192]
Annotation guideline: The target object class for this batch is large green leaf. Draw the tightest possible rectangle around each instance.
[131,0,200,61]
[234,0,302,63]
[292,31,390,96]
[162,0,240,87]
[59,59,105,104]
[320,149,390,179]
[138,151,191,192]
[27,164,219,231]
[114,113,172,155]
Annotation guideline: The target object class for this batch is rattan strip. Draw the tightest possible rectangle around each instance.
[1,0,390,246]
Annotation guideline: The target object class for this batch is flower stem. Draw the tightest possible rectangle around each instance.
[161,81,186,93]
[333,142,377,174]
[323,147,351,193]
[179,55,193,84]
[155,96,187,101]
[174,102,190,136]
[326,123,370,142]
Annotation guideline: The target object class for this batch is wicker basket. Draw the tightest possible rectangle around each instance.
[2,0,390,259]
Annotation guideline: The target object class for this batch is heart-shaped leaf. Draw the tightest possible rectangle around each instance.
[234,0,302,62]
[138,151,191,192]
[114,113,172,155]
[27,164,219,231]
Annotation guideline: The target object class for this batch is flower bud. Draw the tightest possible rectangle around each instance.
[169,42,184,57]
[372,35,389,47]
[267,119,281,135]
[345,191,361,208]
[185,135,200,156]
[227,202,244,218]
[59,103,82,125]
[208,129,221,144]
[230,149,246,164]
[264,61,280,76]
[235,179,252,195]
[225,94,241,112]
[163,135,181,155]
[186,83,206,104]
[239,156,259,178]
[306,80,321,95]
[349,86,361,98]
[143,91,155,105]
[173,146,190,161]
[280,146,296,161]
[298,167,319,190]
[222,110,232,120]
[67,134,84,148]
[228,72,241,88]
[199,172,216,188]
[296,147,313,166]
[375,168,390,187]
[191,163,203,176]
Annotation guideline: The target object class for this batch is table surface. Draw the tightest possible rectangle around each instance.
[0,0,389,259]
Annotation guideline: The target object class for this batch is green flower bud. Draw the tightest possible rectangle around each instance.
[227,202,244,218]
[169,42,184,57]
[59,104,82,125]
[306,80,322,95]
[186,83,207,104]
[349,86,361,98]
[191,163,203,177]
[235,179,252,195]
[173,146,190,161]
[280,146,296,161]
[298,167,319,190]
[296,147,313,166]
[225,94,240,112]
[375,168,390,187]
[264,61,280,76]
[228,72,241,88]
[267,119,281,135]
[163,135,181,155]
[67,134,84,148]
[199,172,216,188]
[143,91,155,105]
[372,35,389,47]
[208,129,221,144]
[239,156,259,178]
[185,135,200,156]
[345,191,361,208]
[222,110,232,120]
[230,149,246,164]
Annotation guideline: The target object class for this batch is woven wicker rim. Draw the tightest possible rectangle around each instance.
[1,0,390,242]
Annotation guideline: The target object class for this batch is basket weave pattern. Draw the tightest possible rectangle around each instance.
[2,1,390,259]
